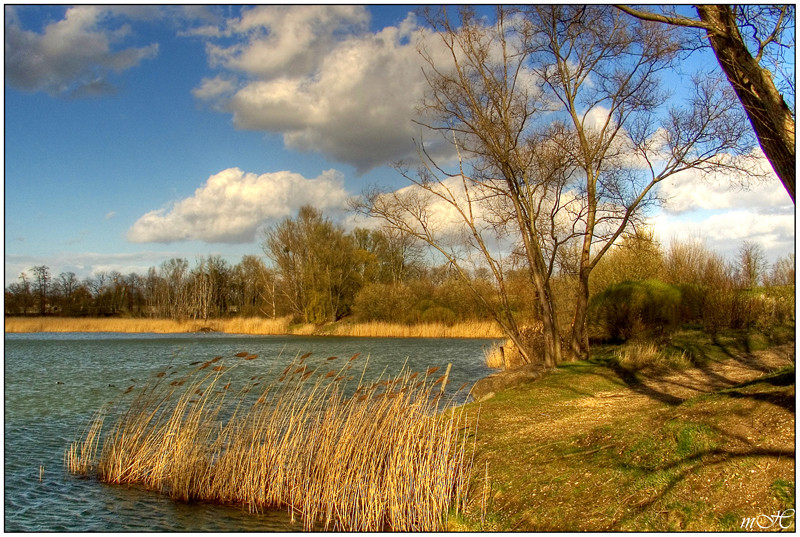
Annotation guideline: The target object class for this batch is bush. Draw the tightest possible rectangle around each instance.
[588,279,682,342]
[352,283,415,323]
[420,306,457,325]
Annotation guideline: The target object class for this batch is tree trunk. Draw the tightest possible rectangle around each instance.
[527,259,562,369]
[696,5,795,202]
[569,270,591,361]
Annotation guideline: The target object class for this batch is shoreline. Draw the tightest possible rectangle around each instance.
[4,316,505,340]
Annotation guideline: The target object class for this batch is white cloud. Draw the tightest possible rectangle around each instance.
[4,6,158,97]
[193,6,440,172]
[647,148,794,263]
[207,6,369,78]
[127,167,350,244]
[191,75,236,101]
[650,209,794,263]
[657,150,791,214]
[105,211,116,220]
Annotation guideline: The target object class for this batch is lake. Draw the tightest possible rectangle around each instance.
[4,332,497,531]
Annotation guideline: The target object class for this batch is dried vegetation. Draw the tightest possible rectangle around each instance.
[65,351,476,531]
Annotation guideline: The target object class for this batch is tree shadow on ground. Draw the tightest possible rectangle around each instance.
[606,444,795,530]
[594,339,794,410]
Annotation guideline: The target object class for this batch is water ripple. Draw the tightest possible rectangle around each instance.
[5,332,495,531]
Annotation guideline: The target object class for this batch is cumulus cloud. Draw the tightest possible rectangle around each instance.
[649,209,794,262]
[193,6,441,172]
[657,150,792,214]
[207,5,369,78]
[191,75,236,103]
[645,147,794,262]
[4,5,158,97]
[127,167,350,244]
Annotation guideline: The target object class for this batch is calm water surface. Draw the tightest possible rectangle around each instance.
[5,332,496,531]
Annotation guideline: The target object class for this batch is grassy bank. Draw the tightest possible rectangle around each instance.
[451,335,795,531]
[5,316,503,339]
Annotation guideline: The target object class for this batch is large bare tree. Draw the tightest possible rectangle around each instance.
[615,4,796,202]
[358,5,755,365]
[529,5,754,358]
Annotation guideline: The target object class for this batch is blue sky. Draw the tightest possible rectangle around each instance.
[4,5,794,286]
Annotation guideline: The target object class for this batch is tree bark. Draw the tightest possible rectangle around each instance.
[696,5,795,202]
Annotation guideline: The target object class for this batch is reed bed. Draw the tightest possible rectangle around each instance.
[326,320,503,339]
[5,316,291,335]
[6,316,502,339]
[482,338,536,370]
[64,351,477,531]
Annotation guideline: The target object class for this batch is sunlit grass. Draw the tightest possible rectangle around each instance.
[65,351,477,531]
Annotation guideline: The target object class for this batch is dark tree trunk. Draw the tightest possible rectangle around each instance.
[696,5,795,202]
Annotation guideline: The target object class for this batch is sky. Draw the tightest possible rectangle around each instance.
[4,5,795,287]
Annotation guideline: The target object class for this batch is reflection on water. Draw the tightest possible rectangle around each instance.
[5,332,495,531]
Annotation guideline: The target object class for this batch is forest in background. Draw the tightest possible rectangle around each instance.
[5,205,794,346]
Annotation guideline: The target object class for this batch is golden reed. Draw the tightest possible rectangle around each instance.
[6,316,503,339]
[64,351,477,531]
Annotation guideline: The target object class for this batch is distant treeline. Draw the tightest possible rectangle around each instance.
[5,207,795,337]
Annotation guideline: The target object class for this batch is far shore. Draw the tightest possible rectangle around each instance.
[4,316,504,339]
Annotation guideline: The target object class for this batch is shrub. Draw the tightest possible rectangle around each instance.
[352,283,415,323]
[588,280,682,342]
[420,306,458,325]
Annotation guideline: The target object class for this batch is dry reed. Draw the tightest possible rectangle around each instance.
[64,351,477,531]
[326,320,503,339]
[4,316,291,335]
[6,316,501,339]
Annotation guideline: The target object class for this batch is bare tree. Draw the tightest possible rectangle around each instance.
[231,255,277,317]
[356,6,569,366]
[737,240,768,289]
[31,265,51,315]
[528,5,754,358]
[767,253,795,287]
[159,258,190,320]
[358,5,756,365]
[55,271,79,315]
[6,272,33,315]
[615,4,796,202]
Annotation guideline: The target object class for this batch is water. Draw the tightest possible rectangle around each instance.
[4,332,496,531]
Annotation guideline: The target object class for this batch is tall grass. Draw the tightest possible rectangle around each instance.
[65,351,477,531]
[6,316,501,339]
[613,341,691,371]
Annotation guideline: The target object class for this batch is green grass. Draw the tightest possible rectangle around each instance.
[772,479,795,510]
[450,334,795,531]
